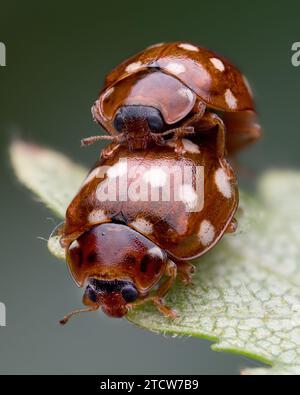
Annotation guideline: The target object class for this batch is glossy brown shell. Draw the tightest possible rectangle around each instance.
[102,41,254,114]
[62,137,238,260]
[100,70,197,125]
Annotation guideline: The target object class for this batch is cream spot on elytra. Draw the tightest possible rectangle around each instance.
[182,138,200,154]
[198,220,215,246]
[225,88,237,109]
[131,218,153,235]
[178,43,199,52]
[88,209,108,224]
[143,167,167,187]
[215,168,232,199]
[179,184,198,210]
[210,57,225,72]
[166,138,200,154]
[148,246,164,260]
[125,61,143,73]
[165,62,186,75]
[107,160,128,179]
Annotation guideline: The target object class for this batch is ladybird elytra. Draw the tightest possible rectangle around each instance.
[82,41,261,158]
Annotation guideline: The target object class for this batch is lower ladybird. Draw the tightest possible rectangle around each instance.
[58,134,238,323]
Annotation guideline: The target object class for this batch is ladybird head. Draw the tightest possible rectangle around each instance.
[66,223,168,318]
[113,105,166,150]
[83,279,138,317]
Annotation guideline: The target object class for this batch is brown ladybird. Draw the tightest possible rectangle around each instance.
[59,134,238,323]
[82,42,261,158]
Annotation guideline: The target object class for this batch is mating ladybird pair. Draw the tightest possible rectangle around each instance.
[59,42,261,323]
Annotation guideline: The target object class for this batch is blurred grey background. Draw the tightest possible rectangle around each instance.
[1,0,300,374]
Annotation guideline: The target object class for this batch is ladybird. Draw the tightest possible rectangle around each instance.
[59,135,238,323]
[82,42,261,158]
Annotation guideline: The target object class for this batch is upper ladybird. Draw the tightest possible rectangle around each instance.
[82,42,261,157]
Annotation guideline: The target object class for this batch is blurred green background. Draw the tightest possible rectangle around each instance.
[1,0,300,374]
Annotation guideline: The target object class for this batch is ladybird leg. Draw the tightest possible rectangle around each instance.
[152,297,178,319]
[156,126,194,139]
[174,134,186,155]
[91,100,101,123]
[181,100,206,127]
[176,260,195,285]
[196,112,226,158]
[225,218,238,234]
[59,305,99,325]
[91,100,109,128]
[154,126,195,155]
[156,259,177,297]
[128,260,178,318]
[101,141,121,159]
[152,260,178,318]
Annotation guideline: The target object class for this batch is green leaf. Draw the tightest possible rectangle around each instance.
[10,140,300,374]
[10,140,86,218]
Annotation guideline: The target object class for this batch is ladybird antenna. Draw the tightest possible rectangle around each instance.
[59,306,99,325]
[153,126,194,139]
[81,134,123,147]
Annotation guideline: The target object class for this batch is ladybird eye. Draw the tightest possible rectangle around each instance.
[113,112,124,133]
[147,113,164,132]
[85,284,97,303]
[121,284,138,303]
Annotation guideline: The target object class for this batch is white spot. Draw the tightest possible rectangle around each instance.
[215,168,232,199]
[182,138,200,154]
[131,218,153,235]
[178,87,195,104]
[178,43,199,52]
[69,240,79,250]
[88,209,108,224]
[166,138,200,154]
[224,88,238,109]
[107,160,128,179]
[82,167,101,187]
[125,61,143,73]
[243,75,253,97]
[143,167,167,187]
[198,220,215,246]
[148,246,164,260]
[178,184,198,210]
[165,62,186,75]
[210,57,225,72]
